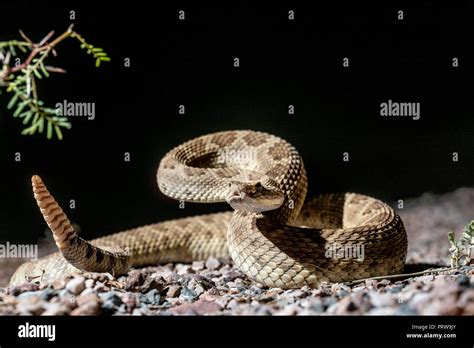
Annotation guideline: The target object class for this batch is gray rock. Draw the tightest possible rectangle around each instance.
[76,293,101,307]
[93,282,106,292]
[99,291,123,306]
[275,303,301,315]
[395,304,418,315]
[122,292,139,313]
[39,287,55,301]
[177,265,193,276]
[16,296,45,315]
[145,289,161,305]
[407,292,431,309]
[17,291,41,301]
[308,302,325,313]
[8,283,39,296]
[223,271,242,282]
[322,297,337,308]
[457,289,474,308]
[180,287,198,301]
[368,292,395,308]
[169,299,223,315]
[85,279,95,288]
[191,261,205,272]
[188,279,205,296]
[102,299,119,313]
[79,288,95,297]
[139,276,165,293]
[71,301,101,315]
[336,290,350,299]
[124,270,145,291]
[387,285,404,294]
[226,299,239,309]
[420,297,461,315]
[42,302,70,315]
[58,288,71,299]
[367,307,397,315]
[66,277,86,295]
[456,275,469,286]
[205,257,220,271]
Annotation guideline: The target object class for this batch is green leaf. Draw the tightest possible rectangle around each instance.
[95,58,101,67]
[22,110,34,124]
[47,120,53,139]
[100,56,111,62]
[21,124,37,135]
[40,63,50,78]
[37,117,44,133]
[33,68,42,79]
[59,121,72,129]
[13,101,28,117]
[18,111,30,118]
[9,44,16,56]
[32,112,39,125]
[43,108,59,115]
[7,93,19,109]
[54,125,63,140]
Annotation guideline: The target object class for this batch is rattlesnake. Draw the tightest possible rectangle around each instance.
[10,130,407,288]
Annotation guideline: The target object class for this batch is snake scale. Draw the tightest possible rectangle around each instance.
[10,130,407,288]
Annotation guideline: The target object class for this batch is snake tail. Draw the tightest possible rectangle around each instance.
[31,175,130,275]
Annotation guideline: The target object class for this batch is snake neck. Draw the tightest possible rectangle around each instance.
[266,161,308,225]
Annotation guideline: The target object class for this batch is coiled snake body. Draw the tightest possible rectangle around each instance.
[10,130,407,288]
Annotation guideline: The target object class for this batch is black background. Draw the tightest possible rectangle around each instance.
[0,1,473,244]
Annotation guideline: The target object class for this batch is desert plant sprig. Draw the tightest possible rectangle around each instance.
[448,220,474,267]
[344,220,474,286]
[0,24,110,139]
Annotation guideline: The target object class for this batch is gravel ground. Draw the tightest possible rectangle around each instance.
[1,188,473,315]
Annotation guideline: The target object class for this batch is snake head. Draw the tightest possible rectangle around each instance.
[225,175,285,212]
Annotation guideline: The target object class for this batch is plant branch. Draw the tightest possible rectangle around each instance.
[0,24,110,140]
[343,266,459,286]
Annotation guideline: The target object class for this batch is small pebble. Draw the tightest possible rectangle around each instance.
[66,277,86,295]
[85,279,95,288]
[145,289,161,305]
[166,285,181,298]
[191,261,205,271]
[456,275,469,286]
[205,257,220,271]
[180,287,198,301]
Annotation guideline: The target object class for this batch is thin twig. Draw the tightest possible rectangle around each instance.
[18,30,33,44]
[343,266,458,286]
[38,30,55,47]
